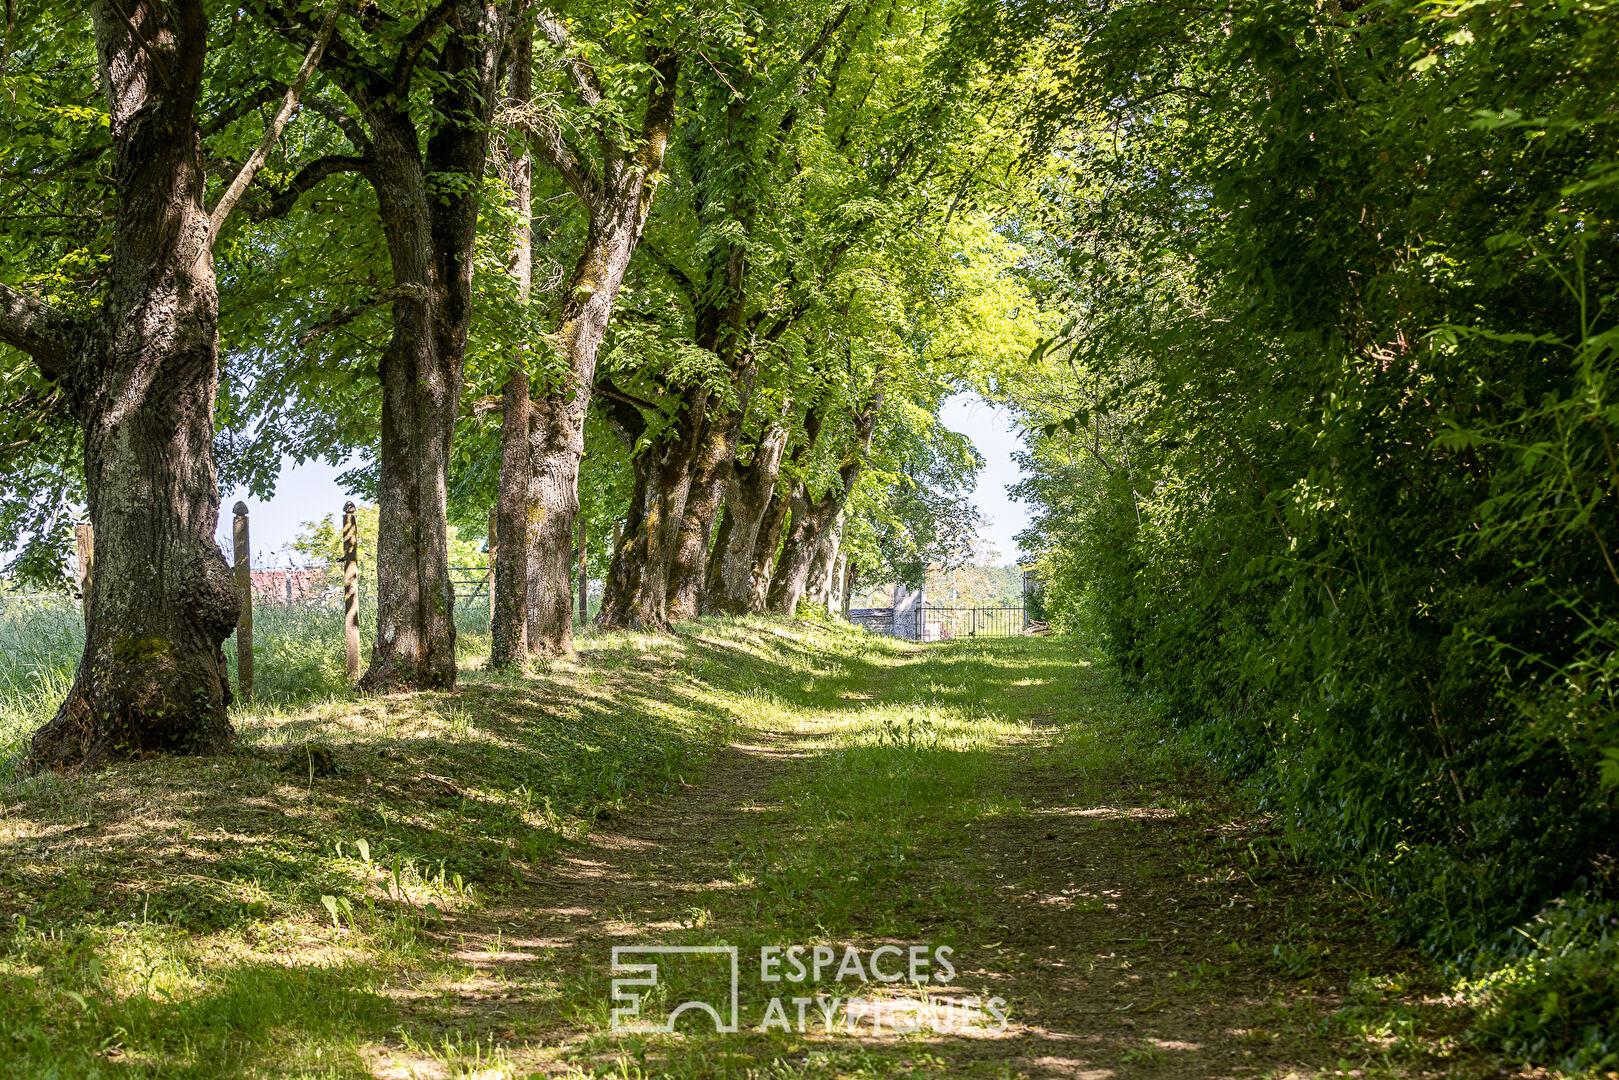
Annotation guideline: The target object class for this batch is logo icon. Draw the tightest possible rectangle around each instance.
[610,945,740,1033]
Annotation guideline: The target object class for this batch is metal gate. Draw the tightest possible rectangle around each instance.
[917,605,1026,640]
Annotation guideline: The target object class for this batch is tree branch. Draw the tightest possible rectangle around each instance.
[295,284,428,345]
[524,116,596,204]
[535,14,603,108]
[594,378,660,415]
[209,1,342,237]
[249,154,370,220]
[0,284,80,381]
[201,83,284,138]
[393,0,459,98]
[634,49,679,172]
[290,91,371,153]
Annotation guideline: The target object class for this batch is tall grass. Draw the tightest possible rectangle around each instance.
[0,598,82,772]
[0,595,497,771]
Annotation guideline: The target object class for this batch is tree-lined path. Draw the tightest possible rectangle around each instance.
[358,635,1495,1080]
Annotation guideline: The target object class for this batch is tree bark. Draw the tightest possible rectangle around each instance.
[749,487,792,614]
[769,482,820,615]
[701,502,734,609]
[523,37,679,654]
[353,3,508,690]
[597,385,705,630]
[759,407,829,613]
[770,395,881,617]
[806,512,844,611]
[0,3,351,767]
[710,416,791,614]
[19,1,240,770]
[664,367,756,621]
[491,29,532,669]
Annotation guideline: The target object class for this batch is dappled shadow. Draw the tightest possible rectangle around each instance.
[358,632,1481,1080]
[0,624,1480,1078]
[0,618,918,1075]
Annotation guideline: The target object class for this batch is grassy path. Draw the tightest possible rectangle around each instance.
[0,624,1505,1078]
[371,635,1495,1080]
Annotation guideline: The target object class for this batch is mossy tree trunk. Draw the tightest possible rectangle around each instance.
[770,395,881,616]
[5,2,237,769]
[710,415,793,614]
[597,384,706,631]
[331,4,508,691]
[523,29,679,655]
[492,29,533,669]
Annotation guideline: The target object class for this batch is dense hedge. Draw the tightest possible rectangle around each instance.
[989,0,1619,1068]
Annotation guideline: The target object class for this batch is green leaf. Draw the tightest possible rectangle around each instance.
[1600,749,1619,791]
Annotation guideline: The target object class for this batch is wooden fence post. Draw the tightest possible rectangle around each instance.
[232,502,253,702]
[74,522,93,618]
[577,514,588,624]
[343,501,360,682]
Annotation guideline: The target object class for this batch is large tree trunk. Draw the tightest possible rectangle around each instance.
[526,389,588,653]
[21,2,238,769]
[10,1,340,769]
[806,512,844,611]
[364,125,456,690]
[770,483,829,616]
[710,417,791,614]
[595,408,656,630]
[665,371,754,620]
[663,413,729,622]
[359,4,506,690]
[749,486,792,613]
[701,503,734,608]
[770,395,881,617]
[765,482,812,613]
[33,4,236,765]
[597,385,706,630]
[491,32,532,669]
[523,44,679,654]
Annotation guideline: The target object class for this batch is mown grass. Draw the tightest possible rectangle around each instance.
[0,606,906,1079]
[0,618,1522,1079]
[469,636,1499,1080]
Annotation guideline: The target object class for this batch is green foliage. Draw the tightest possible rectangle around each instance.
[1461,897,1619,1073]
[987,0,1619,1068]
[288,503,487,586]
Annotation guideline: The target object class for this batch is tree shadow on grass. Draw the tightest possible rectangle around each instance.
[1,959,396,1079]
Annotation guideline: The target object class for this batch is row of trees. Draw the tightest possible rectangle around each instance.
[986,0,1618,1061]
[0,1,1034,770]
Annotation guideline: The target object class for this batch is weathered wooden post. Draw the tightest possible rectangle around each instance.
[487,504,497,624]
[232,502,253,702]
[74,522,93,617]
[342,501,360,683]
[577,514,588,624]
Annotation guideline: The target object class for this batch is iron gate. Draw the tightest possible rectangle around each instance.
[916,605,1026,640]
